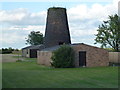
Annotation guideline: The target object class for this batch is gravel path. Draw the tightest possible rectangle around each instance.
[0,54,19,62]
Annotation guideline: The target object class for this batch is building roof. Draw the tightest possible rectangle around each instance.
[40,43,107,51]
[22,44,44,50]
[41,45,61,51]
[71,43,107,51]
[22,46,33,49]
[49,7,66,10]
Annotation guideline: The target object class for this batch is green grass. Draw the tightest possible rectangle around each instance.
[23,58,37,61]
[13,55,37,61]
[2,61,118,88]
[12,55,21,58]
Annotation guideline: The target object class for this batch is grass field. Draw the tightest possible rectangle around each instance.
[2,57,118,88]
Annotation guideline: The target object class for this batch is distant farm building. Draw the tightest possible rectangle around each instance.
[22,45,44,58]
[37,43,109,67]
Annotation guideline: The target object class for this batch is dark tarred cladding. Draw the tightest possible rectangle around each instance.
[44,7,71,48]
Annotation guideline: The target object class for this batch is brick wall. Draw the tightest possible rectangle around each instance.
[72,44,109,67]
[22,49,29,58]
[37,51,52,66]
[37,44,109,67]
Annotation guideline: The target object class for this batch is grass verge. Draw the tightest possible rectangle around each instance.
[2,61,118,88]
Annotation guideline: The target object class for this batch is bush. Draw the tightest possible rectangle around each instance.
[51,45,75,68]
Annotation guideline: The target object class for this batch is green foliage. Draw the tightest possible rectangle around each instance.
[1,51,12,54]
[104,48,115,52]
[51,45,75,68]
[26,31,43,45]
[1,47,16,54]
[95,14,120,52]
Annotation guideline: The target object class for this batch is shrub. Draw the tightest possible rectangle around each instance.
[51,45,75,68]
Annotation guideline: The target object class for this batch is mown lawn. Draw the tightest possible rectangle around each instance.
[2,59,118,88]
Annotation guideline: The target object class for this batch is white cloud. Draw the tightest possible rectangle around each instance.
[67,0,118,44]
[22,25,45,34]
[68,2,117,22]
[1,25,45,48]
[0,8,47,25]
[0,8,27,22]
[2,32,25,44]
[71,28,97,37]
[118,0,120,16]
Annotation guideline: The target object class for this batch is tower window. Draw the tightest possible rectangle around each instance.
[59,42,64,45]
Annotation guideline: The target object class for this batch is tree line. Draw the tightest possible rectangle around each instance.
[0,47,19,54]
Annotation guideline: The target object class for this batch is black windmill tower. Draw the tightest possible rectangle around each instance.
[44,7,71,48]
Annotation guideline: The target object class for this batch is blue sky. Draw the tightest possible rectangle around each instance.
[0,0,118,49]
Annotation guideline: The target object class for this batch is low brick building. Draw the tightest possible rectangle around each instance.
[37,43,109,67]
[22,44,44,58]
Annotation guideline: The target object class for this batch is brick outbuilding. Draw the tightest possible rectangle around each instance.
[22,45,44,58]
[37,43,109,67]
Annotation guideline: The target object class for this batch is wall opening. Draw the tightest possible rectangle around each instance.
[79,51,86,67]
[59,42,64,45]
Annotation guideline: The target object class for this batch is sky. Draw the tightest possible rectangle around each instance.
[0,0,119,49]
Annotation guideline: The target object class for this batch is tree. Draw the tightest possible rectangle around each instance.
[8,47,14,51]
[51,45,75,68]
[26,31,43,45]
[1,48,12,54]
[94,14,120,52]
